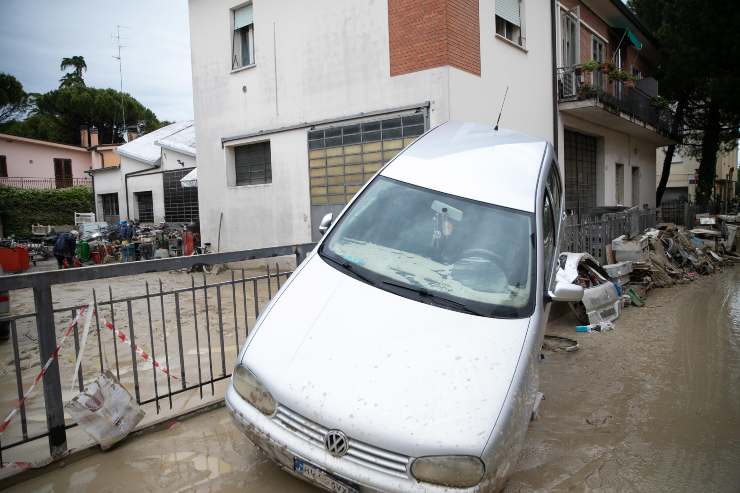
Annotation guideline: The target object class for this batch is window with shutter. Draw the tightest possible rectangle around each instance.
[495,0,524,46]
[234,141,272,186]
[232,4,254,70]
[0,155,7,177]
[53,158,73,188]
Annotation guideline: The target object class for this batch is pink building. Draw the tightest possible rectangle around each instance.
[0,133,95,189]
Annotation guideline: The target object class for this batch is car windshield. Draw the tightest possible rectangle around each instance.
[320,176,535,318]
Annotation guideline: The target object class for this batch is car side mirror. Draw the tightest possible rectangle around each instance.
[319,213,334,235]
[548,282,584,302]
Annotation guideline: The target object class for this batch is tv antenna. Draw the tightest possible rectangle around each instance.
[493,85,509,131]
[112,25,129,141]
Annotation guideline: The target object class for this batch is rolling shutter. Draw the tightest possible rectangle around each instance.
[496,0,521,26]
[234,4,253,30]
[235,141,272,186]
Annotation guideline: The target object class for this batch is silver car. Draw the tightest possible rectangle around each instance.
[226,121,582,492]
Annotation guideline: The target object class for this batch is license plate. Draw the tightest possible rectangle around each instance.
[293,457,358,493]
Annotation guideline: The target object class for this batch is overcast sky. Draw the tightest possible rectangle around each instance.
[0,0,193,122]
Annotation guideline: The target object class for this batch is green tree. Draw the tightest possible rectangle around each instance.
[630,0,740,207]
[0,72,32,123]
[1,85,164,145]
[59,56,87,88]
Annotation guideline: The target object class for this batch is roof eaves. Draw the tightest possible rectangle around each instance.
[0,133,90,153]
[116,149,161,166]
[156,141,196,158]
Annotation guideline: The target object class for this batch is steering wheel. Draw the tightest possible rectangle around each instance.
[453,248,509,291]
[459,248,504,265]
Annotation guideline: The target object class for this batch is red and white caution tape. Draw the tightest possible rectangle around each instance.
[0,306,88,434]
[100,318,179,380]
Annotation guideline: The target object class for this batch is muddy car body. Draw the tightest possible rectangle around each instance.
[226,121,581,492]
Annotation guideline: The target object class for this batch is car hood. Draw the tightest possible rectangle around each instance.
[242,254,531,458]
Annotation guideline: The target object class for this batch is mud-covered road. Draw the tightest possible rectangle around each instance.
[6,268,740,492]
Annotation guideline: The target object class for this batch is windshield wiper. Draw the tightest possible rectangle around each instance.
[319,250,375,286]
[381,280,487,317]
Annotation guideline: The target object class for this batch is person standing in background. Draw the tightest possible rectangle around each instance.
[53,230,78,268]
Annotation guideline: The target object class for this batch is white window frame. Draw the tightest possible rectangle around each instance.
[231,3,255,72]
[495,0,526,49]
[560,9,579,67]
[592,35,605,89]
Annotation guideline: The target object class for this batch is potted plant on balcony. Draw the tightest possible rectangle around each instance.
[607,68,637,87]
[599,61,615,74]
[581,60,600,73]
[578,83,596,99]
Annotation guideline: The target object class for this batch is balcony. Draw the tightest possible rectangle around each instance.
[0,176,92,189]
[557,65,678,146]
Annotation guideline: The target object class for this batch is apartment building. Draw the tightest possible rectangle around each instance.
[656,147,738,205]
[188,0,556,251]
[188,0,674,251]
[555,0,676,216]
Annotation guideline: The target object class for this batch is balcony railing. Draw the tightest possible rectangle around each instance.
[0,177,92,190]
[556,65,677,140]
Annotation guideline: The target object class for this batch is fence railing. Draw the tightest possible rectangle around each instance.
[0,177,92,190]
[556,65,677,140]
[0,243,315,468]
[561,208,657,264]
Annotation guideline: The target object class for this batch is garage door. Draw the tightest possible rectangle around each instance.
[307,111,427,239]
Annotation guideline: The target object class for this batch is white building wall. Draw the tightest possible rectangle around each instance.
[560,115,657,209]
[92,168,122,221]
[189,0,455,251]
[189,0,554,251]
[119,156,164,223]
[162,148,196,171]
[449,1,554,142]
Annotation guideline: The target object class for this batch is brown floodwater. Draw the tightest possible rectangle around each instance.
[4,268,739,492]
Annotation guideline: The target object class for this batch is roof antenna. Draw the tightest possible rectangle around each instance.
[493,85,509,131]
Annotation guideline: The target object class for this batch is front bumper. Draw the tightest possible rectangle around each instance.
[225,385,490,493]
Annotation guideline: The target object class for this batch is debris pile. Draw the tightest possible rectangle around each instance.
[2,221,201,267]
[557,212,737,335]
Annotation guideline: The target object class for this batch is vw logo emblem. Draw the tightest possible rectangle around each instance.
[324,429,349,457]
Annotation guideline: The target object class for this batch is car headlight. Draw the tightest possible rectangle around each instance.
[410,455,485,488]
[232,364,277,415]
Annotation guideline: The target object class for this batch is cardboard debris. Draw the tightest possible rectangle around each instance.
[65,371,145,450]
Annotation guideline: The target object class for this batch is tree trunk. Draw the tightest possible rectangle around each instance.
[696,101,721,208]
[656,98,687,207]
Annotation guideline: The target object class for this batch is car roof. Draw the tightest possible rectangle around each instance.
[381,120,548,212]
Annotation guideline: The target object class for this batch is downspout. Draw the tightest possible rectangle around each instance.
[550,0,559,155]
[84,169,96,216]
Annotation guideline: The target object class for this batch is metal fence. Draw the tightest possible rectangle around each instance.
[658,200,693,227]
[0,243,314,468]
[561,208,657,264]
[0,177,92,189]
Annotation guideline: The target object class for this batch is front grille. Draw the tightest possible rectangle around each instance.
[273,405,411,478]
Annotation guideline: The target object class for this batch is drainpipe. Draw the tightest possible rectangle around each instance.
[125,164,158,220]
[550,0,559,156]
[84,169,96,216]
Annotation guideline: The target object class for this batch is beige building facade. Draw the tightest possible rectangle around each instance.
[656,146,738,204]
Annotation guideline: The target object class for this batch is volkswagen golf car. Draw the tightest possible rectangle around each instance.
[226,121,582,492]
